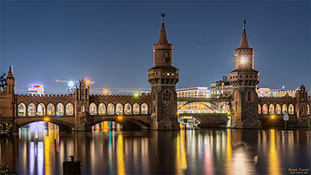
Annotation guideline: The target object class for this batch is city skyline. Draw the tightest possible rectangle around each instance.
[0,1,310,92]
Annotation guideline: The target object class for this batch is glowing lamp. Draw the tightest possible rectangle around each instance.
[227,112,231,116]
[86,80,91,85]
[44,116,50,122]
[240,57,246,64]
[177,111,180,115]
[117,115,123,121]
[133,93,139,98]
[270,115,276,119]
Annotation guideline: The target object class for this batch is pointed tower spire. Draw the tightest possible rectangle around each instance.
[7,66,14,78]
[158,13,168,44]
[239,19,250,48]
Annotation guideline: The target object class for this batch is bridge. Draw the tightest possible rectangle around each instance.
[0,15,310,131]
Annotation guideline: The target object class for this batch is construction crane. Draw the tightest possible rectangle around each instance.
[56,78,95,87]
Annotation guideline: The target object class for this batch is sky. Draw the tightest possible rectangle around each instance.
[0,1,310,93]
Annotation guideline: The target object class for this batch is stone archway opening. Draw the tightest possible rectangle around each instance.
[92,121,123,132]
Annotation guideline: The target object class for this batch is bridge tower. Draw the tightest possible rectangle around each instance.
[296,85,308,118]
[148,13,179,130]
[0,66,15,121]
[229,20,261,128]
[74,79,91,131]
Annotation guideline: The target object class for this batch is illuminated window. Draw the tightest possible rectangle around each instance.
[107,103,114,115]
[282,104,287,114]
[262,104,268,114]
[288,104,294,115]
[276,104,281,114]
[47,103,55,116]
[56,103,64,116]
[98,103,106,115]
[18,103,26,117]
[37,103,45,116]
[133,103,140,115]
[141,103,148,115]
[258,104,261,114]
[124,103,132,115]
[28,103,36,116]
[66,103,74,116]
[269,104,275,114]
[116,103,123,115]
[89,103,97,115]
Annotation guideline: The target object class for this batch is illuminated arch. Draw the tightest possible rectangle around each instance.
[98,103,106,115]
[124,103,132,115]
[269,104,275,114]
[282,104,287,114]
[66,103,74,116]
[116,103,123,115]
[27,103,36,116]
[47,103,55,116]
[307,104,310,115]
[89,103,97,115]
[288,104,294,115]
[56,103,64,116]
[107,103,114,115]
[258,104,261,114]
[18,103,26,117]
[141,103,148,115]
[133,103,140,115]
[262,104,268,114]
[276,104,281,114]
[37,103,45,116]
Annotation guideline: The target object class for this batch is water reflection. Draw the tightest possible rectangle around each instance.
[0,124,310,175]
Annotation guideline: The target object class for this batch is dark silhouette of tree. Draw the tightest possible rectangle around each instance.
[0,73,7,90]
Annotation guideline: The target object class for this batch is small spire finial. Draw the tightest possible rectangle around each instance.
[243,19,246,30]
[161,13,165,24]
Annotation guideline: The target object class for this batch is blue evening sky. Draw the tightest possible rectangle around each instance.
[0,1,310,93]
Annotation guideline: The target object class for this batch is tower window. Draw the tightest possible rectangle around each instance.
[163,90,171,101]
[248,91,251,101]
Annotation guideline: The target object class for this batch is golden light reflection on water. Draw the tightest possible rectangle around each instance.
[1,126,309,175]
[176,129,187,174]
[269,129,280,175]
[117,134,125,175]
[226,129,232,175]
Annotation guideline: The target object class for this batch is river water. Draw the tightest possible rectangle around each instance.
[0,122,310,175]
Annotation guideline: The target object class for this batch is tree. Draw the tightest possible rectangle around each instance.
[0,73,6,90]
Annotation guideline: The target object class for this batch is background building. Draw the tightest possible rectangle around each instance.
[257,88,299,98]
[210,76,232,98]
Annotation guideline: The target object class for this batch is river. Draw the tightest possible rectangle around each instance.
[0,121,310,175]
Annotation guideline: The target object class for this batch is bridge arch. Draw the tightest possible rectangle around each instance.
[141,103,148,115]
[65,103,74,116]
[37,103,45,116]
[47,103,55,116]
[89,103,97,115]
[98,103,106,115]
[269,104,275,114]
[17,119,74,131]
[275,104,281,114]
[262,104,268,114]
[116,103,123,115]
[92,117,149,130]
[282,104,287,114]
[288,104,294,115]
[258,104,261,114]
[107,103,115,115]
[18,103,26,117]
[133,103,140,115]
[28,103,36,116]
[124,103,132,115]
[56,103,64,116]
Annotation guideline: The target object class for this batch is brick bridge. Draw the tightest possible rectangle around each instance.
[0,16,310,130]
